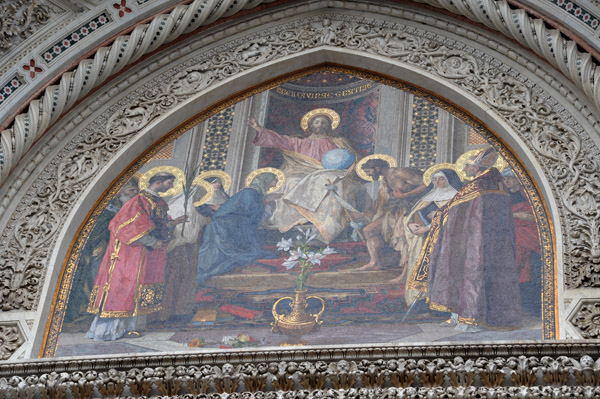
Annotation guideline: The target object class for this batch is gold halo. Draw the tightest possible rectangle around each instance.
[245,167,285,194]
[423,163,456,186]
[192,179,216,207]
[192,170,232,193]
[356,154,398,181]
[300,108,340,132]
[455,149,506,181]
[138,166,185,197]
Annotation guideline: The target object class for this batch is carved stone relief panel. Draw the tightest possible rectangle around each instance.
[0,322,24,361]
[0,1,54,54]
[0,3,598,359]
[570,299,600,339]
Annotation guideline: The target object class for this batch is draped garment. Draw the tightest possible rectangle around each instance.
[254,127,361,243]
[412,168,522,328]
[196,188,275,284]
[88,192,169,318]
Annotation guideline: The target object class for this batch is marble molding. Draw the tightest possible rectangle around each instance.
[1,343,600,397]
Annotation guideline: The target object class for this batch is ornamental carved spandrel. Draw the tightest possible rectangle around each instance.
[0,0,52,54]
[0,323,23,361]
[571,301,600,339]
[0,10,594,319]
[2,356,600,397]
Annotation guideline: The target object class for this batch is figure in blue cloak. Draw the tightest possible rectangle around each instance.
[196,172,277,285]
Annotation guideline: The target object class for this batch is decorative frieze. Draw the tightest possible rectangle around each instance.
[2,345,600,397]
[40,12,111,64]
[571,301,600,339]
[0,75,24,107]
[3,0,600,188]
[549,0,600,29]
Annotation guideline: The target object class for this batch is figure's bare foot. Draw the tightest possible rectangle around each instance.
[387,274,406,285]
[356,262,382,271]
[386,266,407,284]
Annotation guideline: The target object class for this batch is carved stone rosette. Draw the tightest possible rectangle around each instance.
[0,323,23,361]
[571,300,600,339]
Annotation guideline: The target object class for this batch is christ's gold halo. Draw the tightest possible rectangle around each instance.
[245,167,285,194]
[423,163,456,186]
[356,154,398,181]
[455,149,506,181]
[300,108,340,132]
[192,170,232,193]
[138,166,185,197]
[192,179,216,207]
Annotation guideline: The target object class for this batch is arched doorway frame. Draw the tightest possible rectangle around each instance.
[1,3,598,359]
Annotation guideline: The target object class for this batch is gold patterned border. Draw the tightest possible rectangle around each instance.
[42,64,557,358]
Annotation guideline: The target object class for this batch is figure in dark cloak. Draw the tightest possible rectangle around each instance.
[414,148,521,332]
[403,167,462,306]
[196,172,277,285]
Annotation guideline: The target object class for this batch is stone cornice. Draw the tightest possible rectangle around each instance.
[2,342,600,397]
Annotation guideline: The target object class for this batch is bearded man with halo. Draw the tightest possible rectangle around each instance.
[249,108,362,243]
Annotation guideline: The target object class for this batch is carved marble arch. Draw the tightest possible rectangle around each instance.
[3,4,600,362]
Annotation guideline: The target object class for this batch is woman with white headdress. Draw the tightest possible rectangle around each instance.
[402,165,463,307]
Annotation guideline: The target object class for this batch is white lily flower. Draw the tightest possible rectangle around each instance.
[276,237,293,251]
[298,248,308,259]
[322,246,336,255]
[289,248,307,260]
[282,259,299,270]
[308,252,325,265]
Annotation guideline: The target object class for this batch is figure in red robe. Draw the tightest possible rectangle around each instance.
[502,168,541,316]
[86,172,185,341]
[247,110,361,243]
[414,148,522,332]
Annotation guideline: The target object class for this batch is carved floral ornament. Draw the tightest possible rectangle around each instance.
[2,347,600,397]
[0,0,52,53]
[0,1,599,359]
[0,324,23,361]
